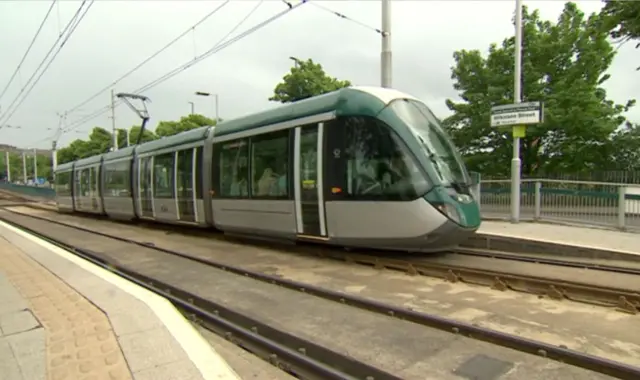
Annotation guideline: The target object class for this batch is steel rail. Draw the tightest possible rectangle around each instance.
[4,205,640,313]
[453,248,640,275]
[2,209,640,379]
[0,214,400,380]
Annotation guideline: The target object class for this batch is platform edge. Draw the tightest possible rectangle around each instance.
[0,220,241,380]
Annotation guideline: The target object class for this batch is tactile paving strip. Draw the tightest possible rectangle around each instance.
[0,238,133,380]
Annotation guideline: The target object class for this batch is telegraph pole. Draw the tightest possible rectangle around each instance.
[51,112,66,179]
[110,89,117,151]
[5,151,10,182]
[381,0,392,88]
[511,0,523,223]
[33,148,38,184]
[21,151,26,183]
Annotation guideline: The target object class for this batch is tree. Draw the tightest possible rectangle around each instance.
[601,0,640,70]
[270,58,351,103]
[0,151,51,182]
[443,2,635,178]
[156,114,216,137]
[55,113,215,164]
[606,123,640,170]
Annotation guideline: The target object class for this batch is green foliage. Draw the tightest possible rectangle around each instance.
[55,114,216,165]
[269,58,351,103]
[0,151,52,182]
[601,0,640,70]
[443,2,635,177]
[156,114,216,137]
[601,1,640,42]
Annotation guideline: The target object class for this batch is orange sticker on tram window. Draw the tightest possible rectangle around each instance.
[331,187,342,194]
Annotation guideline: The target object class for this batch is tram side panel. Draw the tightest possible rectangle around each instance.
[102,158,136,220]
[209,130,297,239]
[54,167,75,213]
[193,146,208,226]
[74,163,104,215]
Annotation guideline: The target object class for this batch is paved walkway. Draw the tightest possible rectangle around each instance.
[0,220,240,380]
[478,220,640,255]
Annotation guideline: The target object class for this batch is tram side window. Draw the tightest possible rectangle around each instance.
[78,169,90,196]
[328,116,428,201]
[250,130,289,198]
[104,161,131,197]
[195,147,203,199]
[55,171,71,196]
[75,171,82,196]
[153,153,175,198]
[176,149,194,197]
[89,167,98,193]
[217,140,249,197]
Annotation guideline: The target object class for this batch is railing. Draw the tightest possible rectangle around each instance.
[477,178,640,231]
[0,182,56,200]
[3,177,640,232]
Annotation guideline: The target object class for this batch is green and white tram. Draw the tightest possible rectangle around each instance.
[54,86,481,252]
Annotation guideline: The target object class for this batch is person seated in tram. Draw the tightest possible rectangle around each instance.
[230,167,248,196]
[275,162,287,196]
[257,166,277,196]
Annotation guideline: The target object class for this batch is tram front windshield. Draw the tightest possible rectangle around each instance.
[389,99,469,189]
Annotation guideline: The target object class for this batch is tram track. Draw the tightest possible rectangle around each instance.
[0,208,398,380]
[4,199,640,316]
[2,206,640,379]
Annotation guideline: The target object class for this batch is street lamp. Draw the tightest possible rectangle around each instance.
[289,56,301,68]
[188,101,195,115]
[195,91,219,122]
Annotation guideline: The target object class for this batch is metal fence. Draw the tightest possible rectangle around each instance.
[477,178,640,231]
[3,176,640,232]
[0,182,56,200]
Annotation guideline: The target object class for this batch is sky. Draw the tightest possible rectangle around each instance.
[0,0,637,150]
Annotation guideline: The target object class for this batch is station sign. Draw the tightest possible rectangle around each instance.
[490,102,543,127]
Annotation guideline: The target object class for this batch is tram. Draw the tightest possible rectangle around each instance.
[54,86,481,252]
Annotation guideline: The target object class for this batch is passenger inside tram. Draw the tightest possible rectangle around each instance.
[230,167,248,196]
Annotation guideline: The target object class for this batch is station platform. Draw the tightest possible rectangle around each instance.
[0,220,240,380]
[473,220,640,260]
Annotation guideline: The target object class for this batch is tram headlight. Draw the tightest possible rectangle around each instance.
[434,202,462,224]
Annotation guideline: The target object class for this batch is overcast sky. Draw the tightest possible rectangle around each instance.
[0,0,636,150]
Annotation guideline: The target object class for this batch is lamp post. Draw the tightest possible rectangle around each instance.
[195,91,219,122]
[289,56,300,68]
[188,101,195,115]
[511,0,524,223]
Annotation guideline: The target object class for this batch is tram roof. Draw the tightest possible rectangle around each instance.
[74,154,103,168]
[135,126,212,154]
[212,86,412,138]
[55,161,74,172]
[102,145,136,162]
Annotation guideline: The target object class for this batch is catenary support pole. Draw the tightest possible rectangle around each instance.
[511,0,523,223]
[111,89,118,151]
[381,0,392,88]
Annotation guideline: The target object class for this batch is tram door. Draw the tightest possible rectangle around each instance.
[90,167,99,211]
[294,123,327,238]
[176,149,196,222]
[139,157,154,217]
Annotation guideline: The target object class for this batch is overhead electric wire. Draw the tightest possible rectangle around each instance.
[0,0,57,103]
[308,1,383,35]
[63,0,303,133]
[0,0,93,127]
[135,0,265,94]
[64,0,232,116]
